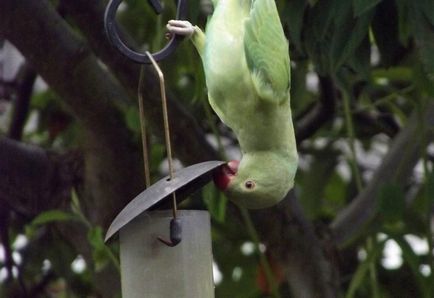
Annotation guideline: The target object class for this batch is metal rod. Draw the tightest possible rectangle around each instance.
[138,65,151,188]
[145,51,177,219]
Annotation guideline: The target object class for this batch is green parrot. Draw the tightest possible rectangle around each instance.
[167,0,298,209]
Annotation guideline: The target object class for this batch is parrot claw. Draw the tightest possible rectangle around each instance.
[166,20,195,37]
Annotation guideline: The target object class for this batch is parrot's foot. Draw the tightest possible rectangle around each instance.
[166,20,195,37]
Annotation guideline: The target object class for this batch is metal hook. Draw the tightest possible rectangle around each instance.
[104,0,188,64]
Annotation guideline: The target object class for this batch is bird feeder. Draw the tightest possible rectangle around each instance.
[105,161,224,298]
[104,1,224,297]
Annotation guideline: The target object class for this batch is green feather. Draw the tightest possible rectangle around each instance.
[244,0,291,103]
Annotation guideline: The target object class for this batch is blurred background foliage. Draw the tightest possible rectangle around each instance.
[0,0,433,297]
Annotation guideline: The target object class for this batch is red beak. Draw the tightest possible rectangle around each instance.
[214,160,239,190]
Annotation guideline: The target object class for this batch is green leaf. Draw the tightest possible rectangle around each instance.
[393,236,431,294]
[323,173,347,216]
[203,183,227,223]
[353,0,382,17]
[421,0,434,26]
[150,143,166,174]
[307,0,319,6]
[303,0,339,74]
[346,240,385,298]
[87,227,105,251]
[31,210,78,226]
[414,63,434,98]
[425,171,434,207]
[71,188,81,213]
[299,147,338,219]
[413,16,434,85]
[88,227,110,272]
[125,106,141,133]
[372,67,413,81]
[32,90,55,109]
[26,209,79,237]
[378,183,406,223]
[395,0,414,44]
[395,0,434,79]
[282,0,308,53]
[347,36,371,78]
[330,3,374,72]
[371,0,407,67]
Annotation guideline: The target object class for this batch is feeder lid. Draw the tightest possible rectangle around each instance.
[105,160,225,241]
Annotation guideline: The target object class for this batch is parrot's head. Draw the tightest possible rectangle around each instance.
[214,152,297,209]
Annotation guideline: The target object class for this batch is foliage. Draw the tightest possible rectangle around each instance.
[0,0,433,297]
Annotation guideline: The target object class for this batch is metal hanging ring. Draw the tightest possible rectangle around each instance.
[104,0,188,64]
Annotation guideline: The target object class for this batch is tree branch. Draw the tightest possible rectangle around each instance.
[331,103,434,246]
[0,0,148,228]
[0,62,36,286]
[353,110,399,138]
[0,209,14,284]
[7,62,37,140]
[0,137,80,216]
[252,192,339,298]
[0,0,132,150]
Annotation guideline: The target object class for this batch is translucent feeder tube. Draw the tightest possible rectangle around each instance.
[119,210,214,298]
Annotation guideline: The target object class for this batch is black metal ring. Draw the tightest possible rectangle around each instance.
[104,0,188,64]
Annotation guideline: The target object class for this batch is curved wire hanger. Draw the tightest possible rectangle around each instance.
[104,0,188,64]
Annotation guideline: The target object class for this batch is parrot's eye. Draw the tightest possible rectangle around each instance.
[244,180,256,190]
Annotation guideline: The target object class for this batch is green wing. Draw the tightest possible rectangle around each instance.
[244,0,290,103]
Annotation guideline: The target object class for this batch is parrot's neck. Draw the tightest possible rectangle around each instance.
[239,150,297,172]
[212,0,250,15]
